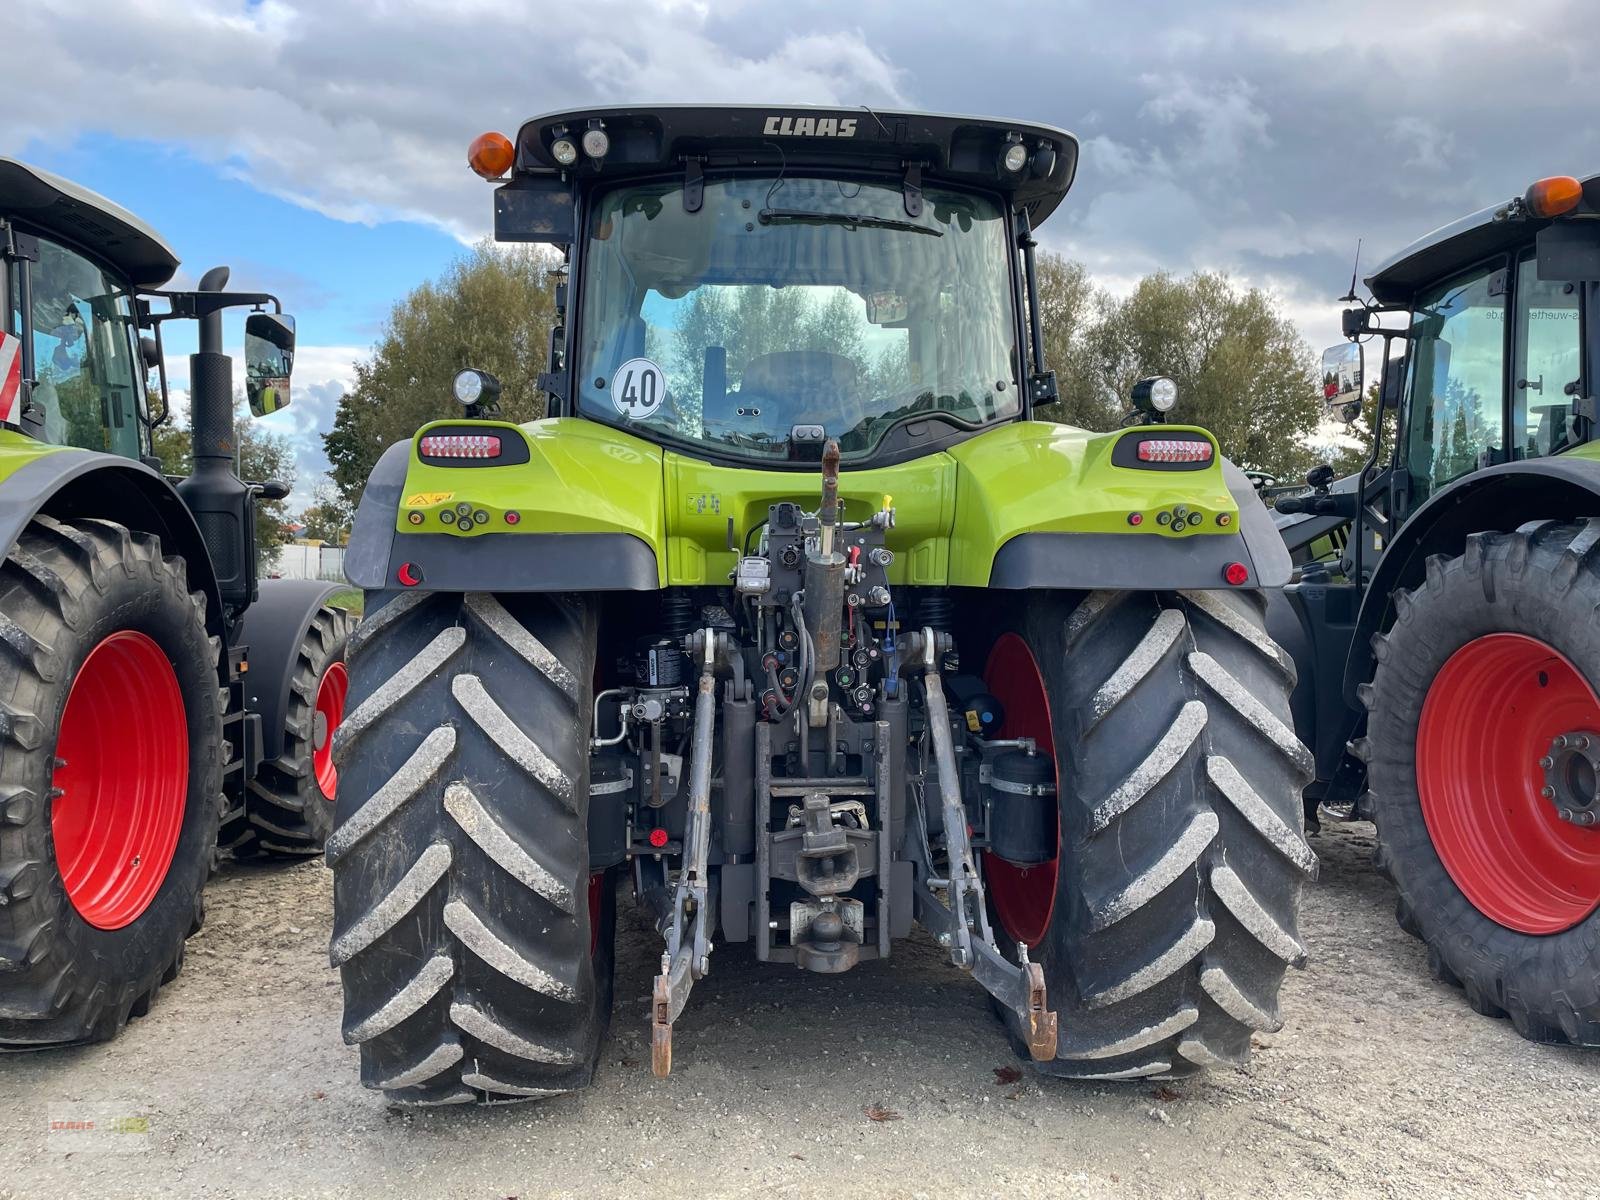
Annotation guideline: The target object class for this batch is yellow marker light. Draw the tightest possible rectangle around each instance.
[1525,175,1583,219]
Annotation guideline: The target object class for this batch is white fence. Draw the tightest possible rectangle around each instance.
[268,542,346,583]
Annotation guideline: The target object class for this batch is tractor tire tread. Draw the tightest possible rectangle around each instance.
[1006,587,1310,1080]
[224,605,354,858]
[329,590,612,1104]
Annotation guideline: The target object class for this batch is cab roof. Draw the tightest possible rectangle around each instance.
[0,157,180,289]
[511,104,1079,227]
[1365,171,1600,304]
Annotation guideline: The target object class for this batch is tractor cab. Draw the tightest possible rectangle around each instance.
[474,106,1078,467]
[1373,174,1595,521]
[2,157,301,616]
[1287,172,1598,568]
[2,158,301,450]
[1275,173,1599,724]
[0,158,176,458]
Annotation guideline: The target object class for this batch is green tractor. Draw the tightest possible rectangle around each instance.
[1273,172,1600,1044]
[330,106,1314,1105]
[0,160,353,1047]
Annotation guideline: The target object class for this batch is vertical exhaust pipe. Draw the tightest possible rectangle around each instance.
[176,265,256,613]
[190,265,233,468]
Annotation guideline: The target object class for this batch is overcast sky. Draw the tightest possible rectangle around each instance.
[5,0,1594,502]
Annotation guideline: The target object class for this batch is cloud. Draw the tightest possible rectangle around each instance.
[9,0,1594,456]
[4,1,904,244]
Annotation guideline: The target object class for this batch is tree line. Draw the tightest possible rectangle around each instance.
[307,242,1342,535]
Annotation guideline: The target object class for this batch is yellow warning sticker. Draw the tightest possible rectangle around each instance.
[965,709,982,733]
[405,491,454,507]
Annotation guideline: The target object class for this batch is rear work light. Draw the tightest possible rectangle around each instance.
[420,434,501,459]
[1137,438,1214,464]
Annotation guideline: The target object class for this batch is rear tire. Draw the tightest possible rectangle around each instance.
[328,590,613,1104]
[0,516,222,1048]
[981,589,1315,1078]
[1364,521,1600,1045]
[223,605,354,857]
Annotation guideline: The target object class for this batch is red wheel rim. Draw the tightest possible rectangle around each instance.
[982,633,1059,947]
[51,631,189,930]
[313,661,349,800]
[1417,633,1600,934]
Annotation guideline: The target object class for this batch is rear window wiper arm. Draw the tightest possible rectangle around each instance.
[758,208,942,237]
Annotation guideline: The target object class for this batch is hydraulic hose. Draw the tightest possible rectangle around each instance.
[791,590,814,703]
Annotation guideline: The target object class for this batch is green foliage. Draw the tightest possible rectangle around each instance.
[324,241,558,508]
[151,401,296,568]
[1325,379,1399,479]
[297,480,354,545]
[1428,374,1493,486]
[324,587,364,616]
[1032,256,1109,430]
[1034,256,1325,481]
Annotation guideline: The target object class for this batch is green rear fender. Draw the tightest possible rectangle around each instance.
[348,418,667,591]
[351,417,1287,593]
[945,421,1286,589]
[396,418,665,544]
[0,429,226,640]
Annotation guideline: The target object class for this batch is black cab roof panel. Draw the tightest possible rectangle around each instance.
[1365,171,1600,304]
[512,104,1079,226]
[0,157,181,289]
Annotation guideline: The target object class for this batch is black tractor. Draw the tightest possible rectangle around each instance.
[0,158,351,1047]
[1273,172,1600,1045]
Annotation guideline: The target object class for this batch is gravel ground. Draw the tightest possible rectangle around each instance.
[3,819,1597,1200]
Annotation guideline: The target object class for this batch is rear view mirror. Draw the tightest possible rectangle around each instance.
[245,312,295,417]
[1321,342,1363,421]
[865,290,909,324]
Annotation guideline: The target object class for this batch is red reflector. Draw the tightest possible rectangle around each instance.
[1137,438,1213,464]
[397,561,423,587]
[1223,561,1249,586]
[648,827,669,849]
[420,433,501,459]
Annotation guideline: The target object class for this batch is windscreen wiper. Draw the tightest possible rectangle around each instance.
[758,209,942,237]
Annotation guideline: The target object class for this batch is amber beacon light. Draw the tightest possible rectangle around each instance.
[468,132,515,180]
[1525,175,1583,219]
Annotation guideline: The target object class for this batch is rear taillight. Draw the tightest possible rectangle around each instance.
[420,433,501,459]
[1137,438,1213,464]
